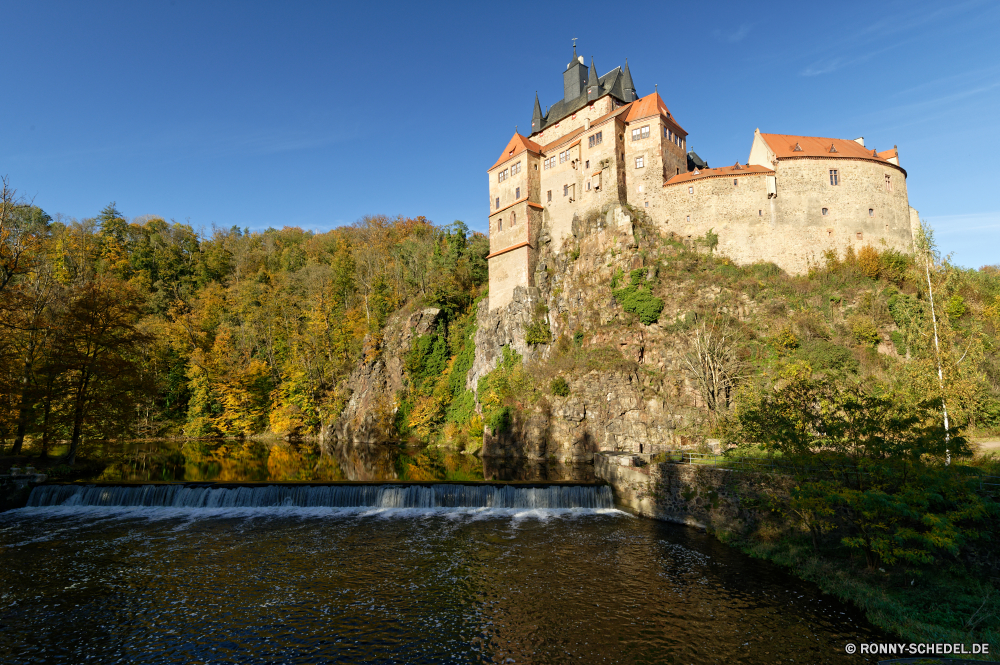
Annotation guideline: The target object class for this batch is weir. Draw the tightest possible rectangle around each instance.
[26,483,614,510]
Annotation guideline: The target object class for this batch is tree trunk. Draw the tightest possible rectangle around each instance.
[10,359,34,455]
[64,369,91,466]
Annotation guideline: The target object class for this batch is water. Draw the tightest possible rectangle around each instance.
[1,484,890,663]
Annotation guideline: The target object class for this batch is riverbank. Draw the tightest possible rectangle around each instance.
[595,451,999,656]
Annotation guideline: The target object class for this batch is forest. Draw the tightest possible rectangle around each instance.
[0,177,488,465]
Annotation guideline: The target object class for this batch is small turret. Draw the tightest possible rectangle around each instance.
[563,43,588,101]
[586,58,602,102]
[531,92,543,134]
[622,58,637,102]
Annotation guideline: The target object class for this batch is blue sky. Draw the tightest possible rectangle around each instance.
[3,0,998,268]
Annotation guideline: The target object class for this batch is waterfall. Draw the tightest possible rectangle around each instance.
[26,484,614,510]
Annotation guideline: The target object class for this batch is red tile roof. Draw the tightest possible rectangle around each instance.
[878,147,898,162]
[489,133,543,171]
[760,133,887,161]
[664,163,774,186]
[625,92,686,135]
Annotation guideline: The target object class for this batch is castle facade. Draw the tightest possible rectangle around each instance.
[486,47,919,309]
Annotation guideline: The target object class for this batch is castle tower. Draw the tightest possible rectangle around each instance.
[563,44,587,101]
[622,59,637,102]
[531,93,543,135]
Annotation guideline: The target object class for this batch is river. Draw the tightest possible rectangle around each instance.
[0,440,891,663]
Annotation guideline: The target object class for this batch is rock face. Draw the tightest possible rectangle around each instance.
[323,307,441,452]
[474,204,718,462]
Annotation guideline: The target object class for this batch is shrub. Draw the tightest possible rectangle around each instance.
[573,330,584,346]
[858,244,881,280]
[550,376,570,397]
[613,268,664,325]
[889,330,906,356]
[849,316,881,348]
[487,405,512,434]
[796,338,859,373]
[945,295,966,320]
[525,319,552,344]
[775,327,799,350]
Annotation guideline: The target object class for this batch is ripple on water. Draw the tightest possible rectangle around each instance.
[0,509,890,664]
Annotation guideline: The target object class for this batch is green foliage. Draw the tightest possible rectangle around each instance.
[573,330,584,346]
[775,327,799,350]
[795,338,858,373]
[477,346,529,435]
[487,405,512,434]
[850,316,881,348]
[726,369,993,573]
[613,268,664,325]
[550,376,570,397]
[525,319,552,345]
[945,294,966,320]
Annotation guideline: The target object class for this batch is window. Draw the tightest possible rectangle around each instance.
[564,184,569,197]
[885,174,893,192]
[822,208,829,216]
[586,180,591,191]
[635,156,644,168]
[857,232,864,240]
[534,163,537,170]
[631,125,650,141]
[498,168,508,183]
[869,208,874,217]
[733,178,738,186]
[544,157,554,170]
[498,218,502,231]
[547,190,552,202]
[559,149,571,163]
[759,210,763,216]
[511,162,521,175]
[495,197,500,209]
[588,131,603,148]
[585,160,589,169]
[686,215,691,222]
[511,212,516,225]
[829,169,839,186]
[688,186,693,194]
[644,201,649,207]
[515,186,521,199]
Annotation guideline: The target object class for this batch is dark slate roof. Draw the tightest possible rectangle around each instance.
[687,151,709,171]
[532,67,628,136]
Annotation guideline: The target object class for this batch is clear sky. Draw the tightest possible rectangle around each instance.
[3,0,998,268]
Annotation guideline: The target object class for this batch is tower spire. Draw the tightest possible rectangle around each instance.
[622,58,637,102]
[531,92,543,133]
[587,57,601,101]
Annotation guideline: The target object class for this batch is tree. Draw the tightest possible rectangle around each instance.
[56,277,151,465]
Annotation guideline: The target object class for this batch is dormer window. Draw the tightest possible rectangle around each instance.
[829,143,838,153]
[793,142,803,152]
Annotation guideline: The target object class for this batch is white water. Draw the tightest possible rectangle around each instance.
[26,483,615,511]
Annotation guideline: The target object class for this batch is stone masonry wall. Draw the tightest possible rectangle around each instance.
[595,452,786,536]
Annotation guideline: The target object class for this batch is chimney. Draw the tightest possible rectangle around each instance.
[853,137,865,147]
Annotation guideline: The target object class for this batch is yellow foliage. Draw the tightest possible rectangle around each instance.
[857,244,880,279]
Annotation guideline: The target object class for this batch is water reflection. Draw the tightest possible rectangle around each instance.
[68,439,589,483]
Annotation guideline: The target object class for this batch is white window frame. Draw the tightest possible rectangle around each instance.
[635,156,645,168]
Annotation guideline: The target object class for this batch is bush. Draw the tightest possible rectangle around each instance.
[525,319,552,344]
[487,405,512,434]
[945,295,966,320]
[775,327,799,350]
[550,376,570,397]
[796,338,859,373]
[850,316,881,348]
[858,244,881,280]
[573,330,584,346]
[613,268,664,325]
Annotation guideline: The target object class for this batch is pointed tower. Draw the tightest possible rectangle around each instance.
[586,57,601,102]
[563,43,588,101]
[622,58,638,102]
[531,92,543,134]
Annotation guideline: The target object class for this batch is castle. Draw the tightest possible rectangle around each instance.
[486,46,919,309]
